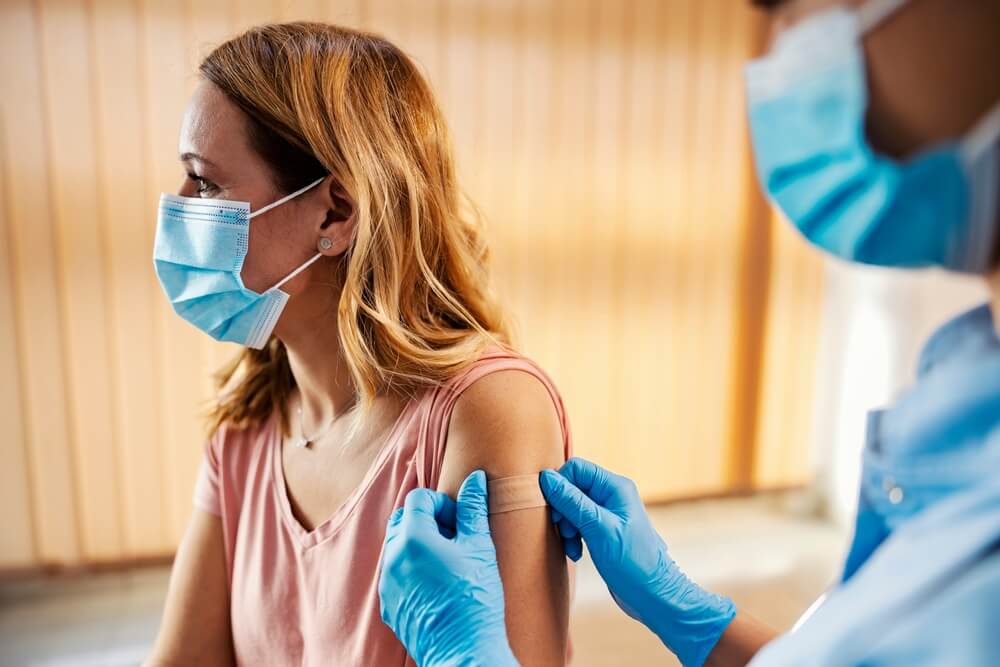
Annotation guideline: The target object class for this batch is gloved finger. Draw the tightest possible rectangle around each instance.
[556,457,618,505]
[400,489,455,543]
[399,488,456,538]
[403,487,445,515]
[557,516,579,539]
[539,469,607,539]
[564,457,643,509]
[550,509,563,524]
[563,535,583,562]
[455,470,491,539]
[383,511,403,547]
[434,494,458,534]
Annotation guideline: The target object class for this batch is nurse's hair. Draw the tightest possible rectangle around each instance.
[202,22,510,435]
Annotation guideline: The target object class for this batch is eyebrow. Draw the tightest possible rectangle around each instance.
[179,151,217,167]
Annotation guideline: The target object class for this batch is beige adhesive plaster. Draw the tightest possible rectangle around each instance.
[487,474,547,515]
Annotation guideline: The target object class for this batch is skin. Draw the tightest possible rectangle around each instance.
[146,81,568,665]
[704,0,1000,663]
[437,370,570,664]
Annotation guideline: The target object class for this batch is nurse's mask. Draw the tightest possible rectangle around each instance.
[745,0,1000,272]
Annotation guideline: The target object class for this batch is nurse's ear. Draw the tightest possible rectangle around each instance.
[315,176,357,257]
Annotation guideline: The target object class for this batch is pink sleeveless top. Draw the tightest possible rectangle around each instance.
[193,349,573,666]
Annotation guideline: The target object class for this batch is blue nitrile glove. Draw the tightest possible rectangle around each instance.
[539,458,736,667]
[379,470,518,667]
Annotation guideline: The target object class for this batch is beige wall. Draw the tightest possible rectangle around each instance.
[0,0,824,569]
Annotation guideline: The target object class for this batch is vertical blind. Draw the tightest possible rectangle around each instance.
[0,0,824,569]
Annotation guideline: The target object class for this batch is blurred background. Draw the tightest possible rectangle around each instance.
[0,0,988,665]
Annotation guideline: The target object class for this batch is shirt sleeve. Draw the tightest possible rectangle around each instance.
[864,549,1000,665]
[192,429,224,516]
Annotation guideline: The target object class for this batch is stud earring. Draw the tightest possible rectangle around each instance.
[319,237,333,251]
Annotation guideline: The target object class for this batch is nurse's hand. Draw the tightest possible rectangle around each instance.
[379,471,518,667]
[540,458,736,667]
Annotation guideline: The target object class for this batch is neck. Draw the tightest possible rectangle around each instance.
[277,286,357,427]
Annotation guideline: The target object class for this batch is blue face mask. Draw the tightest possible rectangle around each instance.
[745,0,1000,272]
[153,177,326,349]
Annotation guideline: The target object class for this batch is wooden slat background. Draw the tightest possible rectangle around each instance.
[0,0,824,568]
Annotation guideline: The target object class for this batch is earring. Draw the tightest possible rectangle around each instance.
[319,237,333,251]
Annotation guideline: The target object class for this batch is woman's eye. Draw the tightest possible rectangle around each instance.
[187,172,217,196]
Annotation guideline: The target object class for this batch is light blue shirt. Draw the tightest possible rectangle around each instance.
[751,304,1000,667]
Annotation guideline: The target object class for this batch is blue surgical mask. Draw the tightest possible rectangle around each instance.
[745,0,1000,272]
[153,177,325,348]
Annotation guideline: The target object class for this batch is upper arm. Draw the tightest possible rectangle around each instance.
[145,509,234,667]
[437,369,570,666]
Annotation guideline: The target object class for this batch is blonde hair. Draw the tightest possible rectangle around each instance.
[202,22,510,436]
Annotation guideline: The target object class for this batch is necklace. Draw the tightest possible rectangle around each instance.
[294,404,337,449]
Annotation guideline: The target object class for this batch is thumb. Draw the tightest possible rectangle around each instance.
[539,469,607,540]
[455,470,491,539]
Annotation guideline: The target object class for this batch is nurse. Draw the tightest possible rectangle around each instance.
[378,0,1000,665]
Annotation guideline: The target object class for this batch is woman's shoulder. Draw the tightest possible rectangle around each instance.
[205,413,278,468]
[450,354,563,426]
[434,345,563,402]
[194,413,278,516]
[414,345,569,433]
[431,346,571,492]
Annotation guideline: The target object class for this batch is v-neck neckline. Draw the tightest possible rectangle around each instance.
[270,399,416,549]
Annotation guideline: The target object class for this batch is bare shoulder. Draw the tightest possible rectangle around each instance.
[451,368,561,436]
[438,368,565,495]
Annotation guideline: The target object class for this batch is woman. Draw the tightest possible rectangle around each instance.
[146,22,571,666]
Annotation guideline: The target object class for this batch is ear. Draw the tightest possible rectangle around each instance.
[315,175,357,257]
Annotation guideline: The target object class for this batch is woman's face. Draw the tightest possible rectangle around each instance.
[176,81,336,295]
[762,0,1000,265]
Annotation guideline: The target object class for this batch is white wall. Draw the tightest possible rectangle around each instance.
[809,261,989,528]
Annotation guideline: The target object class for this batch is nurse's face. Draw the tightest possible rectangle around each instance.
[759,0,1000,157]
[754,0,1000,268]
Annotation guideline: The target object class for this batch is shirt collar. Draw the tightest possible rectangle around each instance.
[859,303,1000,527]
[916,303,999,378]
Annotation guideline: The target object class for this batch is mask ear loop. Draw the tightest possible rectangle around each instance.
[857,0,910,34]
[249,176,326,220]
[960,101,1000,218]
[957,101,1000,271]
[248,176,329,292]
[268,252,324,292]
[961,101,1000,167]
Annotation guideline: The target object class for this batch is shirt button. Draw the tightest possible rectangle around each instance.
[888,486,904,505]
